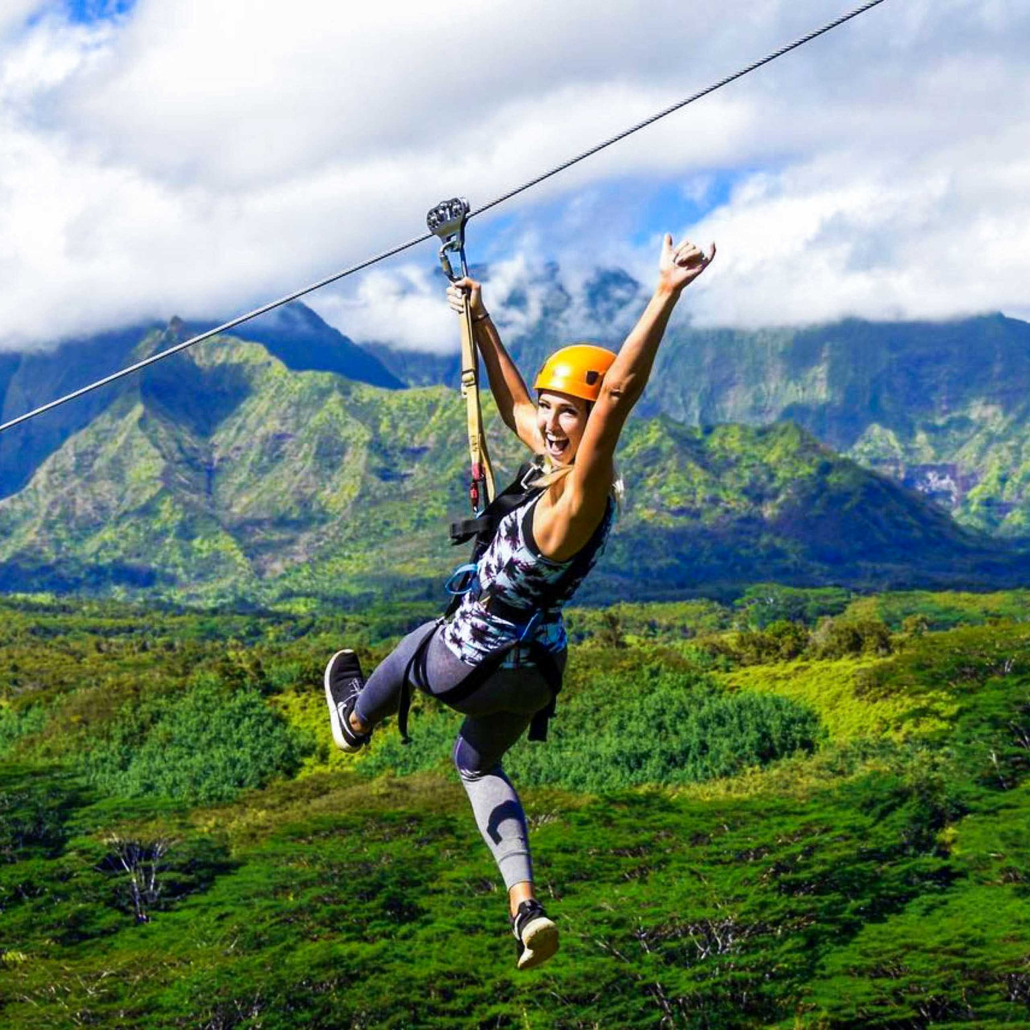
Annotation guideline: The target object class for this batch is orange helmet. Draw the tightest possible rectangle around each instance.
[534,344,617,403]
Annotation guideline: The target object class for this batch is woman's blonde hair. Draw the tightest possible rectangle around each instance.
[529,456,624,507]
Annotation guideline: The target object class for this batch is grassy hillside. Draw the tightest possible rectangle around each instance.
[1,590,1029,1027]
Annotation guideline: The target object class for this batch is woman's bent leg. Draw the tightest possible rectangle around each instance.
[353,620,438,726]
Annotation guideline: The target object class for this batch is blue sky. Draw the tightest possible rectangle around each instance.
[65,0,134,22]
[1,0,1028,351]
[27,0,134,27]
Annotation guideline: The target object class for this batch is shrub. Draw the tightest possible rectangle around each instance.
[0,768,74,862]
[0,706,48,760]
[732,620,810,665]
[82,680,309,804]
[509,673,824,793]
[902,613,930,637]
[810,616,893,659]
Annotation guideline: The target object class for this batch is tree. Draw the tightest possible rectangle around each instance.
[101,835,176,923]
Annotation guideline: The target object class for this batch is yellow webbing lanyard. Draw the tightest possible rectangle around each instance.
[459,294,495,513]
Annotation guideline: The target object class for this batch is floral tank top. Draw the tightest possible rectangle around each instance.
[442,492,615,668]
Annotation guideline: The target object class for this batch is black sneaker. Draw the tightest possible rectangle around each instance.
[510,899,559,970]
[324,649,371,753]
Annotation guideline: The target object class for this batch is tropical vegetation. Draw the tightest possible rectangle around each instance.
[2,588,1028,1027]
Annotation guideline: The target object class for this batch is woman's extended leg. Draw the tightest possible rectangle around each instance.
[452,706,560,969]
[452,711,536,909]
[325,620,439,749]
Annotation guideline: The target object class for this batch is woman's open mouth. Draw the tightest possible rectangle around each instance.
[546,433,569,459]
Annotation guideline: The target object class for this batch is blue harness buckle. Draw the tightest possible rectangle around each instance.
[444,563,480,596]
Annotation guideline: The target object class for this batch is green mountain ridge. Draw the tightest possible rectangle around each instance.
[644,313,1030,538]
[372,289,1030,537]
[0,303,399,499]
[0,328,1026,605]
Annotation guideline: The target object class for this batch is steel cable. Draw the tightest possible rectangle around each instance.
[470,0,888,220]
[0,232,433,434]
[0,0,888,436]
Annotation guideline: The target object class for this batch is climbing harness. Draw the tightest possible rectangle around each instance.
[427,197,496,515]
[0,0,888,437]
[396,458,614,746]
[395,459,549,744]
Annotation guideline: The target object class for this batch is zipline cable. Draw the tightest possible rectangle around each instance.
[0,0,888,437]
[469,0,887,220]
[0,233,433,434]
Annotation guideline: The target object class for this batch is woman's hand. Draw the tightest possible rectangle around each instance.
[446,276,487,319]
[657,234,716,296]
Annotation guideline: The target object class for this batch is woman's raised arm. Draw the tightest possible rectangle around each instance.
[446,277,543,451]
[568,235,716,510]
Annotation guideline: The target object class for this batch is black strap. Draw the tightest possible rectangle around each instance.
[526,645,563,742]
[449,459,543,548]
[449,515,493,543]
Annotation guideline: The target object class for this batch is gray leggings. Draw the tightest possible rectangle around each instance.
[355,621,562,891]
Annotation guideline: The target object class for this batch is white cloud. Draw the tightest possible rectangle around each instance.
[0,1,39,41]
[0,0,1028,352]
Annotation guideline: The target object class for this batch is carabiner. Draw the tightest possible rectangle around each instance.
[426,197,470,283]
[444,562,480,596]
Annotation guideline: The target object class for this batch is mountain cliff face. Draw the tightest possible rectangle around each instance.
[643,313,1030,537]
[0,329,1025,606]
[0,303,400,501]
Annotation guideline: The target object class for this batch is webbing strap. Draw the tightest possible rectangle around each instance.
[450,459,543,547]
[458,294,496,514]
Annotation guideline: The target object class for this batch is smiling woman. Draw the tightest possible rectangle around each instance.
[322,230,714,969]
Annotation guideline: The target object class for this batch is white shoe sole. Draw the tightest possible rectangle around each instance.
[517,916,559,970]
[324,650,362,753]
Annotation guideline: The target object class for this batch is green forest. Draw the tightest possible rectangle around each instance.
[1,587,1029,1027]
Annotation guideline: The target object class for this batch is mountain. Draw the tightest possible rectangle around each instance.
[368,266,1030,538]
[178,303,404,389]
[0,329,1026,606]
[0,302,400,500]
[0,324,161,501]
[643,313,1030,538]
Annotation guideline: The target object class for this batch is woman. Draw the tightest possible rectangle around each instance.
[324,233,715,969]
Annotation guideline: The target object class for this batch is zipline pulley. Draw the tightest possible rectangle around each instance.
[426,197,470,282]
[427,196,495,516]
